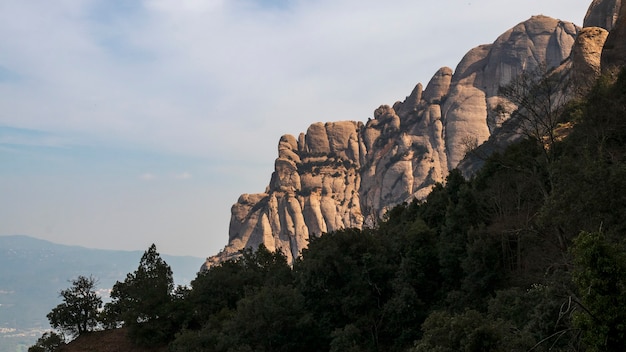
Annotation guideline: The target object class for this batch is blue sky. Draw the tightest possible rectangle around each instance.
[1,0,592,257]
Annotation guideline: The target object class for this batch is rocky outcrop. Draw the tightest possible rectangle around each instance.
[205,121,364,266]
[584,0,621,30]
[601,1,626,72]
[204,14,592,269]
[458,12,613,177]
[439,16,577,170]
[572,27,610,89]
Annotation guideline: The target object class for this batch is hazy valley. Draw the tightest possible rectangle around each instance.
[0,235,202,352]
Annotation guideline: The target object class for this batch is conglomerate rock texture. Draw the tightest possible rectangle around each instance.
[204,12,614,268]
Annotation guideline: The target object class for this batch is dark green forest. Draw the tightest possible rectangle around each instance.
[35,71,626,352]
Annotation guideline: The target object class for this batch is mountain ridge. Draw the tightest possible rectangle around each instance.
[204,6,616,267]
[0,234,202,260]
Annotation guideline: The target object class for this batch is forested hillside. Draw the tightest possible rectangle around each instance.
[172,71,626,352]
[43,70,626,352]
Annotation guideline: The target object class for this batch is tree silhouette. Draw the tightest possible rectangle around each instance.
[104,243,176,346]
[498,64,570,164]
[46,275,102,338]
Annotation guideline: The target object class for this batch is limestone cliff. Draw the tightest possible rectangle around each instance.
[203,11,612,268]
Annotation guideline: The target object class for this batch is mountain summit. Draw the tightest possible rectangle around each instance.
[204,0,619,268]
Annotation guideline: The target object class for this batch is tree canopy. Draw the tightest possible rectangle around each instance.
[104,243,179,346]
[46,275,102,338]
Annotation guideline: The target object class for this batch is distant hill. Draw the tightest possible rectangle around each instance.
[0,235,204,352]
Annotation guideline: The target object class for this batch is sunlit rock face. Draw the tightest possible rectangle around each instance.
[572,27,610,89]
[445,15,577,166]
[457,18,611,178]
[205,121,364,266]
[203,15,582,268]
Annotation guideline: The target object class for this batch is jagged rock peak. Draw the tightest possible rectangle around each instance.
[422,67,453,104]
[203,14,584,269]
[395,83,423,117]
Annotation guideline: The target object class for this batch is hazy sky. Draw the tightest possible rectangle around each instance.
[1,0,592,257]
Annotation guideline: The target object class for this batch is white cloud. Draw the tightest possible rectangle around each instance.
[139,172,156,180]
[0,0,591,162]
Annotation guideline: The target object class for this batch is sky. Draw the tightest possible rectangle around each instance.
[0,0,593,258]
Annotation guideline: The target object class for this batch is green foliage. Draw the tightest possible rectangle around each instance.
[46,275,102,338]
[571,231,626,351]
[541,72,626,242]
[487,284,579,351]
[437,174,480,294]
[104,244,177,346]
[219,285,316,352]
[170,245,295,351]
[28,332,65,352]
[413,310,514,352]
[377,207,442,348]
[294,228,392,351]
[460,229,506,304]
[188,244,292,326]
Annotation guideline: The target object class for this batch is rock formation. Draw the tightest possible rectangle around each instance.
[458,15,612,177]
[572,27,609,89]
[601,0,626,72]
[203,4,622,269]
[584,0,621,30]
